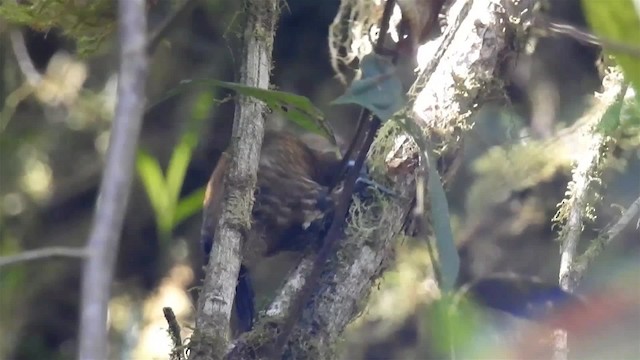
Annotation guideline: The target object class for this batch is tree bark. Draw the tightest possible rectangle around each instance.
[188,2,281,360]
[77,0,148,358]
[226,0,537,358]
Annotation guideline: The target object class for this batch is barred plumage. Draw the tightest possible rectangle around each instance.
[201,130,343,333]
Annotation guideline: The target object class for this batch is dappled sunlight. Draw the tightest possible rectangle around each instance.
[33,51,88,109]
[131,263,195,360]
[20,154,52,202]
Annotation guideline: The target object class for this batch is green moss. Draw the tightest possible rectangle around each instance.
[187,329,228,360]
[0,0,116,56]
[225,187,255,231]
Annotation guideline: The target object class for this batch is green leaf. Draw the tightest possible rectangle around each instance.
[165,91,212,213]
[425,142,460,292]
[332,53,407,121]
[166,141,194,210]
[582,0,640,93]
[136,150,172,236]
[146,79,334,143]
[215,81,333,144]
[174,187,206,226]
[424,296,482,358]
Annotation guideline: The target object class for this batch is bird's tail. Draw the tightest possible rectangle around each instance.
[235,264,255,333]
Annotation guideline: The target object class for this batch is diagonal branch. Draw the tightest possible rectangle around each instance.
[556,71,626,293]
[571,194,640,282]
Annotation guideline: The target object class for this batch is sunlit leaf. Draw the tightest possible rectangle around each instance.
[332,53,407,121]
[582,0,640,93]
[136,150,172,236]
[166,141,194,209]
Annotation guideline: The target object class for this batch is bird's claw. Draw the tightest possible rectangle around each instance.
[345,160,396,198]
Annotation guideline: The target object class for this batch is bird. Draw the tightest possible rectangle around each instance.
[201,130,367,334]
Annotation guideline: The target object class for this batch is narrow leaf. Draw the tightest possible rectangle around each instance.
[165,141,194,210]
[174,187,206,226]
[425,143,460,292]
[136,150,172,235]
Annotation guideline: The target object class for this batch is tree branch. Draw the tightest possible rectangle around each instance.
[552,70,626,360]
[572,194,640,279]
[164,307,185,360]
[533,16,640,59]
[147,0,199,54]
[226,0,539,358]
[9,29,42,86]
[557,71,626,293]
[187,1,281,359]
[0,246,87,267]
[76,0,148,358]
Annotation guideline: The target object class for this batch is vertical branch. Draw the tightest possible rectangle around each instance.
[188,1,280,359]
[552,70,625,360]
[76,0,149,359]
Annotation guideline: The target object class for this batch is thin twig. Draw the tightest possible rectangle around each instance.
[163,307,185,360]
[77,0,149,359]
[147,0,199,54]
[533,16,640,58]
[572,194,640,280]
[0,246,87,267]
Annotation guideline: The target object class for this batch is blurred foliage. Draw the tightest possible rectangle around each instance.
[421,295,486,358]
[582,0,640,95]
[1,52,97,133]
[468,139,570,216]
[137,90,214,242]
[0,0,116,56]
